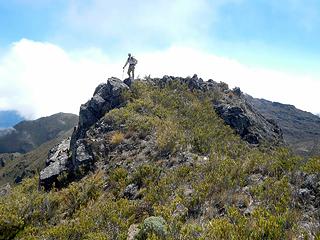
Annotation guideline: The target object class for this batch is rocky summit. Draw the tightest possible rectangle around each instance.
[39,76,284,190]
[1,75,320,239]
[40,78,129,190]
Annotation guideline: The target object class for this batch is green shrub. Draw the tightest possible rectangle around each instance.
[136,216,168,240]
[301,156,320,174]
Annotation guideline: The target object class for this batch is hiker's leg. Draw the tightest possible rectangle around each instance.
[132,68,135,79]
[127,68,131,78]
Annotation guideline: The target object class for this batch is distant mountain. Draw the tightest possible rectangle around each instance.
[0,129,73,186]
[245,95,320,156]
[0,110,24,128]
[0,112,78,154]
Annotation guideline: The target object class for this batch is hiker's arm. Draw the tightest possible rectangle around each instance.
[123,59,129,69]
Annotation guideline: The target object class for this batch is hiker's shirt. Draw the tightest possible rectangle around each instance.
[128,57,136,66]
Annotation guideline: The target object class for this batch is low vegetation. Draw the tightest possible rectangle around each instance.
[0,80,319,239]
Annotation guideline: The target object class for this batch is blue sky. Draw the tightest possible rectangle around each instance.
[0,0,319,118]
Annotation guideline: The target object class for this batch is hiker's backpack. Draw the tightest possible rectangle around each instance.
[130,57,138,65]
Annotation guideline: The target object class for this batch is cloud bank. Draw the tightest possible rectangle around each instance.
[0,39,319,119]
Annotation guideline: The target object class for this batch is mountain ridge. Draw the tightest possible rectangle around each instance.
[0,112,78,154]
[245,95,320,157]
[1,76,320,239]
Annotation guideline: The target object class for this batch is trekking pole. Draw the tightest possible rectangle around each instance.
[122,68,124,79]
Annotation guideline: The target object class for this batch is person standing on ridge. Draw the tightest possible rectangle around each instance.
[123,53,138,79]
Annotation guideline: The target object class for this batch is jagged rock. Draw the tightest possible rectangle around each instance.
[71,77,129,151]
[39,138,72,190]
[46,138,70,166]
[124,77,132,87]
[77,77,129,133]
[232,87,242,97]
[124,183,139,200]
[53,77,130,186]
[38,77,129,190]
[0,183,11,196]
[73,139,94,170]
[214,100,283,145]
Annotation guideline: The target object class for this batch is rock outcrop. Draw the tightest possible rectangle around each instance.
[70,77,129,174]
[150,75,284,146]
[39,77,129,189]
[39,75,284,190]
[214,88,283,146]
[39,138,72,190]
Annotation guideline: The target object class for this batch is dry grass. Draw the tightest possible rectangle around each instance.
[110,131,125,145]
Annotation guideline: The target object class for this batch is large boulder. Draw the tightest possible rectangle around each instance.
[40,77,129,190]
[78,77,129,133]
[39,138,72,190]
[214,101,283,145]
[70,77,129,179]
[71,77,128,142]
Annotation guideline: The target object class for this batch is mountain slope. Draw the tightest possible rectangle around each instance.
[246,96,320,156]
[1,76,319,239]
[0,112,78,154]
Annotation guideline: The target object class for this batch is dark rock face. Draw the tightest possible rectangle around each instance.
[72,77,129,141]
[124,77,132,87]
[72,139,94,172]
[214,100,283,146]
[39,138,72,190]
[70,77,129,172]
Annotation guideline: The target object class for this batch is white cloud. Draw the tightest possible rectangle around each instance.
[62,0,241,48]
[0,39,121,119]
[0,39,319,120]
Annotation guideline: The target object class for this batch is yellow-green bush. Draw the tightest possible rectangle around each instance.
[110,131,125,145]
[301,156,320,174]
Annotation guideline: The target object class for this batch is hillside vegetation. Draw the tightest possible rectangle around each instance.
[0,79,319,239]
